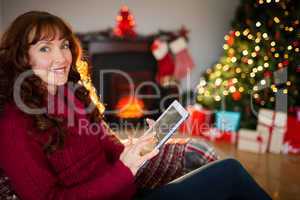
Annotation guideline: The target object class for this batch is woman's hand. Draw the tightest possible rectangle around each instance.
[120,118,159,176]
[145,118,155,127]
[139,118,157,155]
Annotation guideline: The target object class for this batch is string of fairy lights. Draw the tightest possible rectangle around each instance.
[197,0,299,107]
[76,60,106,115]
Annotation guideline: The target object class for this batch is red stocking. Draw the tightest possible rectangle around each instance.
[151,39,175,85]
[170,37,195,79]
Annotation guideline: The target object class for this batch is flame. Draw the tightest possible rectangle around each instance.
[116,96,145,119]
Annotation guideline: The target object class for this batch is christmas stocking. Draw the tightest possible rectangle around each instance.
[170,37,195,79]
[151,39,175,86]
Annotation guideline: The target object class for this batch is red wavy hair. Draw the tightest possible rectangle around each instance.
[0,11,103,154]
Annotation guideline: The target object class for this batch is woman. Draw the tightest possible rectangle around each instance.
[0,11,271,200]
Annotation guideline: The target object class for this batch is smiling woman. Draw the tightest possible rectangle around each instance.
[0,11,271,200]
[0,11,160,200]
[29,37,72,95]
[0,11,103,153]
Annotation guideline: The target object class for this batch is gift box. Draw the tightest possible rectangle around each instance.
[283,116,300,154]
[215,111,241,132]
[179,104,212,136]
[257,109,287,131]
[238,129,269,153]
[202,128,236,144]
[257,109,287,154]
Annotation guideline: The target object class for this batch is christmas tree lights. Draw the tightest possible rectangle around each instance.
[196,0,300,128]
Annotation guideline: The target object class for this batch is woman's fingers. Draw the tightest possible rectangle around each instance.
[138,132,157,144]
[138,118,156,139]
[128,135,133,145]
[133,135,157,152]
[120,138,129,145]
[146,118,155,127]
[132,138,139,145]
[139,131,156,142]
[141,148,159,161]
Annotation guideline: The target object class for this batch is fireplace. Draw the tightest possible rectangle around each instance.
[103,69,159,123]
[78,33,179,125]
[87,39,161,124]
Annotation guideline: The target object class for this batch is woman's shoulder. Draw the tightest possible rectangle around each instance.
[0,103,33,158]
[0,101,50,143]
[0,102,29,127]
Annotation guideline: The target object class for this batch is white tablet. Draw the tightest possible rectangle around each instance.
[144,100,189,150]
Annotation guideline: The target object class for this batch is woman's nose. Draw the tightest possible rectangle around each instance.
[53,48,67,64]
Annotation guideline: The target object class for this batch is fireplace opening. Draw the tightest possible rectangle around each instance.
[116,95,145,119]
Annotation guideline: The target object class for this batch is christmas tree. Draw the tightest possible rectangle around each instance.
[113,5,137,38]
[196,0,300,128]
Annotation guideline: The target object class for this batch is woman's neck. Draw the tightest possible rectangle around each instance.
[47,84,58,95]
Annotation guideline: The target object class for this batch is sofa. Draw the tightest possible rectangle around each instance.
[0,169,19,200]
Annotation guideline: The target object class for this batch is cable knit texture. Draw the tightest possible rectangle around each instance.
[0,85,136,200]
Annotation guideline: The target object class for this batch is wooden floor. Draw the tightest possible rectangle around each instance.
[211,141,300,200]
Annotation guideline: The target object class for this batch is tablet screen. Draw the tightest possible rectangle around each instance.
[151,106,183,146]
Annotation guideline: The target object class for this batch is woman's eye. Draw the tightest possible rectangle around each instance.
[39,46,50,52]
[62,42,70,49]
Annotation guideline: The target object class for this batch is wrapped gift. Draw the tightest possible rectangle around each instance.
[215,111,241,132]
[179,104,212,136]
[257,109,287,154]
[202,128,236,144]
[283,116,300,154]
[238,129,269,153]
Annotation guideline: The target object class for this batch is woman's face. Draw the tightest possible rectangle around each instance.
[28,35,72,90]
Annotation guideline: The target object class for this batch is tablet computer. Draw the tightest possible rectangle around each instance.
[143,100,189,151]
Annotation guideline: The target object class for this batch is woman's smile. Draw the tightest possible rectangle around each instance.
[50,66,67,74]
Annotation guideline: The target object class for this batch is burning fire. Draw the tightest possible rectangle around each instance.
[116,96,145,119]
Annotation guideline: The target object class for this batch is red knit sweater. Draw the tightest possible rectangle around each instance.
[0,85,136,200]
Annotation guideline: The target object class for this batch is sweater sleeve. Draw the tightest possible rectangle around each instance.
[48,160,135,200]
[0,106,135,200]
[100,121,125,163]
